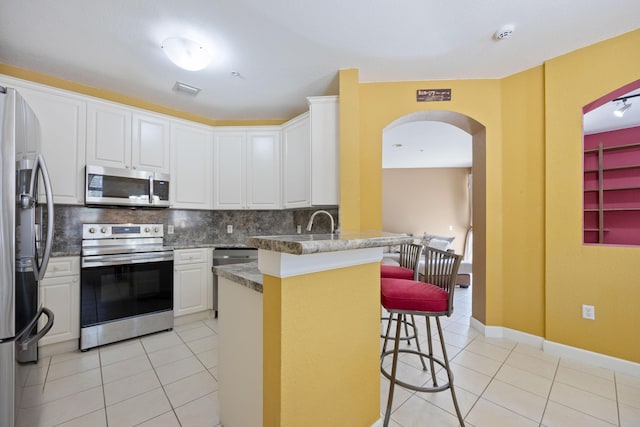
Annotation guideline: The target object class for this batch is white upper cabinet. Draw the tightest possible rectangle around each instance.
[87,101,170,174]
[171,121,213,209]
[213,128,281,209]
[2,78,87,205]
[213,131,246,209]
[281,112,310,208]
[308,96,339,205]
[246,130,281,209]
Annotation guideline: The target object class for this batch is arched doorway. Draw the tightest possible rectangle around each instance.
[382,110,488,324]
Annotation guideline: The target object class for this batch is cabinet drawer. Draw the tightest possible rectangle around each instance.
[45,257,80,278]
[174,248,209,265]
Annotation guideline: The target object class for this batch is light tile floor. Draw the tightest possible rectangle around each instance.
[16,287,640,426]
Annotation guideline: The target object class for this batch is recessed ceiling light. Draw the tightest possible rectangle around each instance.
[494,24,515,41]
[173,81,201,96]
[162,37,213,71]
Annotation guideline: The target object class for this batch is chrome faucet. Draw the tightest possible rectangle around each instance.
[306,210,335,234]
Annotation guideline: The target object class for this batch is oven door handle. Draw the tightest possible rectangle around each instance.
[82,252,174,267]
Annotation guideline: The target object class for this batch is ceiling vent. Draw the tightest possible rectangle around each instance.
[173,81,201,96]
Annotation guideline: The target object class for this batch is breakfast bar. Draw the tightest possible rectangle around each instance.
[215,231,412,427]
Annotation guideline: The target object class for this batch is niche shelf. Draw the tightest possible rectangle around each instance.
[583,137,640,245]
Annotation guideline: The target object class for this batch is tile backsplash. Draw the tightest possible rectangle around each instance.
[53,205,339,256]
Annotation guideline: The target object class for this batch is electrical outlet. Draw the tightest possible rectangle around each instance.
[167,225,174,234]
[226,224,233,234]
[296,225,302,234]
[582,304,595,320]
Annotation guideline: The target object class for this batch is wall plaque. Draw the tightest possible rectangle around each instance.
[417,89,451,102]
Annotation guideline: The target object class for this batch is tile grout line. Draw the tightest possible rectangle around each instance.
[536,349,561,427]
[143,329,185,426]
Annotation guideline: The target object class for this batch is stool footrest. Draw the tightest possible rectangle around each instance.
[381,349,452,393]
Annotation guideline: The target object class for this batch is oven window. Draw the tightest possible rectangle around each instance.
[81,260,173,327]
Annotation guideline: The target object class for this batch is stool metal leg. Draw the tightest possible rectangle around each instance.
[383,313,404,427]
[435,316,465,426]
[381,313,427,370]
[424,316,439,387]
[409,314,428,370]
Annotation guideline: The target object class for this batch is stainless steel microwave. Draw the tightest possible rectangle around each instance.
[85,165,170,208]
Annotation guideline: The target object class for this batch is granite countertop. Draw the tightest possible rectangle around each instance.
[245,230,412,255]
[214,261,263,293]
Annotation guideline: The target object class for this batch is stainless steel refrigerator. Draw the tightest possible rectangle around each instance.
[0,86,55,427]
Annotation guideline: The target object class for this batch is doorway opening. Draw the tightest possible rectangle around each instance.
[381,110,487,324]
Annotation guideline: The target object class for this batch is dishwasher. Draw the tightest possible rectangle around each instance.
[212,247,258,317]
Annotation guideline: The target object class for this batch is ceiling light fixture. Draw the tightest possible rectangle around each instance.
[614,99,631,117]
[162,37,213,71]
[612,93,640,117]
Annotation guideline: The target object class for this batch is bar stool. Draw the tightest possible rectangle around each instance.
[380,247,464,426]
[380,244,423,353]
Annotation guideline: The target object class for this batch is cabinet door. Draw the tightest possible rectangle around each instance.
[86,101,132,169]
[17,87,87,205]
[282,114,310,208]
[308,96,339,205]
[213,132,246,209]
[174,262,209,317]
[171,122,213,209]
[246,131,281,209]
[39,275,80,346]
[132,112,170,173]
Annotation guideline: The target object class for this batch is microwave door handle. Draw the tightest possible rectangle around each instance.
[149,174,154,205]
[27,154,54,281]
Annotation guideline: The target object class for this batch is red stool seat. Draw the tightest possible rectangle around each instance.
[380,265,414,280]
[381,278,449,313]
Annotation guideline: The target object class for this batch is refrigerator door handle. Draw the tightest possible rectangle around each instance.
[24,154,54,281]
[16,306,54,350]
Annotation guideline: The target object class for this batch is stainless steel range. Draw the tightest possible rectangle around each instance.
[80,223,173,350]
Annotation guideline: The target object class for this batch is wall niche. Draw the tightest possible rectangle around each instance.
[583,81,640,245]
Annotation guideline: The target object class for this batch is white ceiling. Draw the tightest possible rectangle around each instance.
[383,122,472,169]
[584,88,640,135]
[1,0,639,122]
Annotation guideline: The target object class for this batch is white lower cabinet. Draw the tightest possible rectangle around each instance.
[39,257,80,346]
[173,248,213,317]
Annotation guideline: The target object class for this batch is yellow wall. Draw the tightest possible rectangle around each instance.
[263,263,381,426]
[544,30,640,362]
[500,66,546,336]
[339,28,640,362]
[340,75,508,327]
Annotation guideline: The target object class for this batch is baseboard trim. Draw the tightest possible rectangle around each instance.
[544,340,640,377]
[470,318,640,377]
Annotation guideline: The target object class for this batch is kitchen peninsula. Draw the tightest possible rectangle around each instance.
[215,231,412,427]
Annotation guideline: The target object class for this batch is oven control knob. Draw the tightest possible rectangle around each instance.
[89,227,96,234]
[101,227,107,234]
[145,227,150,233]
[154,226,159,233]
